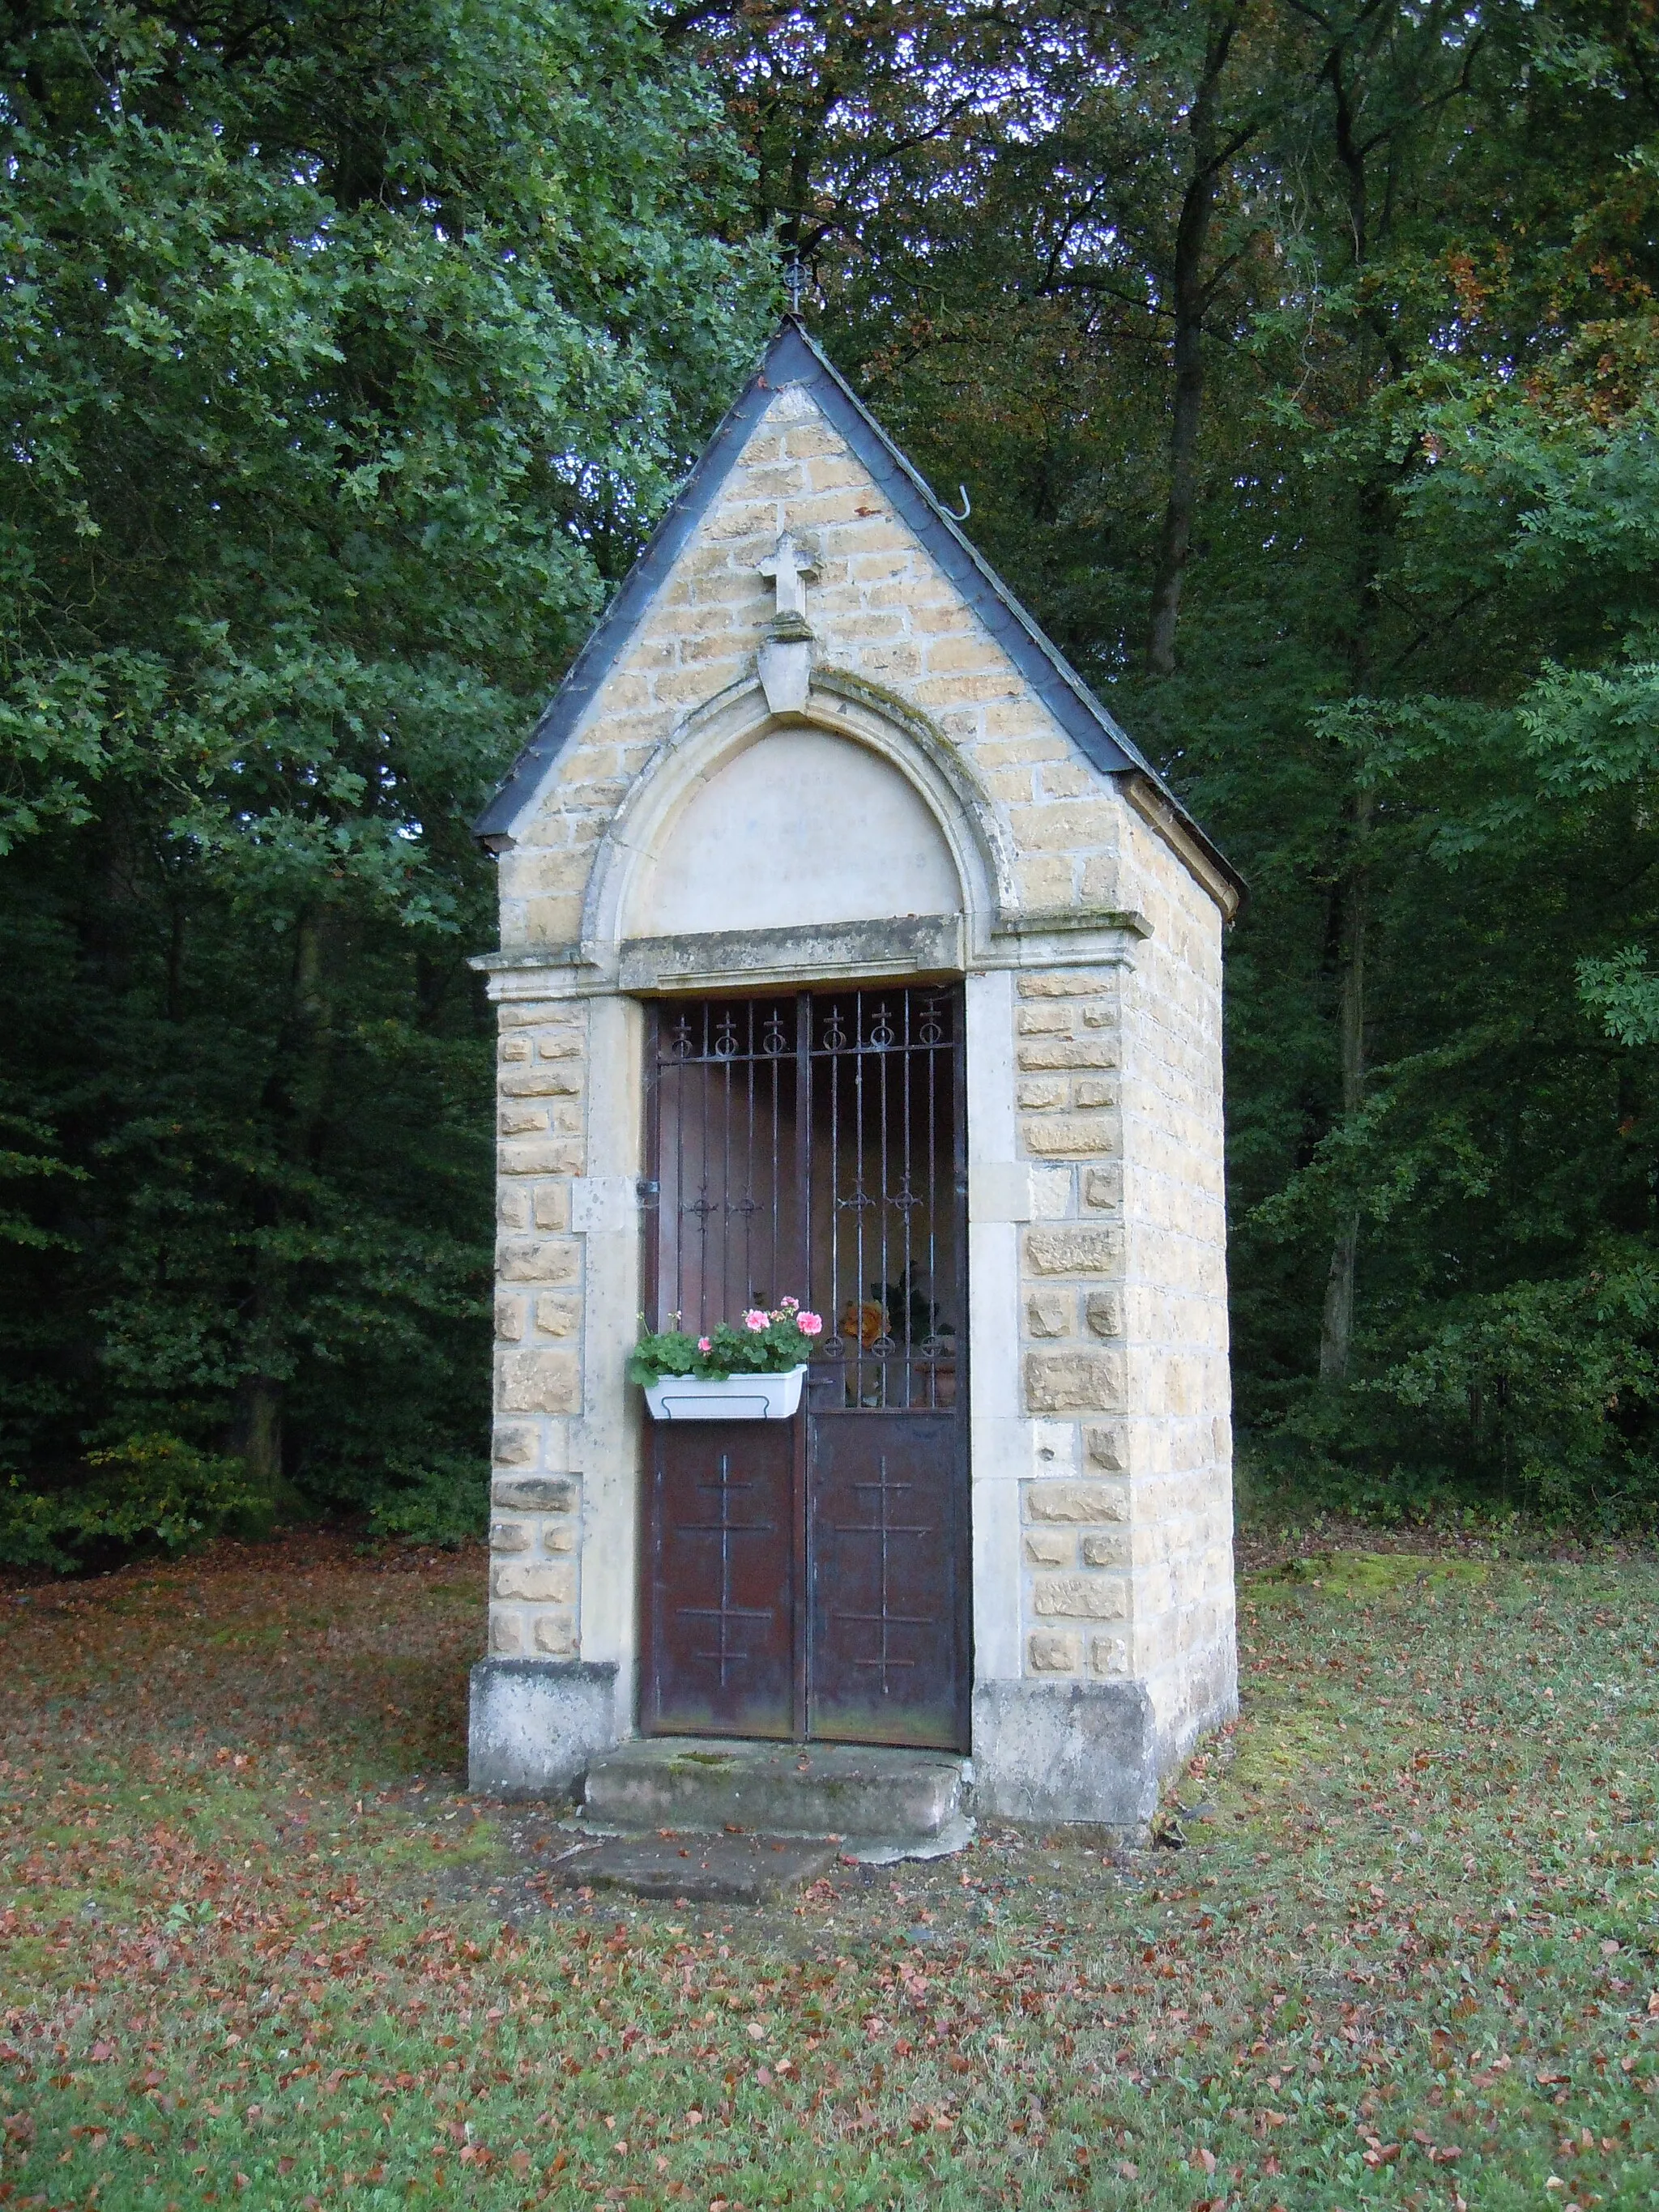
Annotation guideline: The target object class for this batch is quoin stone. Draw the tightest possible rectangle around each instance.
[466,318,1242,1834]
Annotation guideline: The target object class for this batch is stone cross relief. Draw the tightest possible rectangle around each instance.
[757,531,818,631]
[755,531,818,713]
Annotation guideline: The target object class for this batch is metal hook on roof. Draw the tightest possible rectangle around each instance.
[943,484,971,522]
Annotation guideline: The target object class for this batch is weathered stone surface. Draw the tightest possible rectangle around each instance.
[1034,1573,1128,1621]
[548,1832,839,1903]
[1016,1038,1117,1070]
[1024,1292,1070,1339]
[1081,1531,1128,1567]
[1022,1115,1116,1159]
[584,1737,966,1842]
[1025,1225,1124,1276]
[489,1519,531,1554]
[1023,1530,1073,1566]
[531,1185,571,1231]
[496,1350,580,1414]
[497,1140,584,1178]
[1083,1166,1122,1211]
[1085,1290,1124,1339]
[1084,1426,1128,1473]
[1026,1480,1128,1524]
[468,1658,617,1801]
[499,1063,582,1097]
[491,1426,539,1467]
[492,1559,577,1604]
[1026,1630,1082,1673]
[970,1680,1158,1832]
[1024,1349,1125,1413]
[497,1238,580,1285]
[493,1473,579,1511]
[1017,971,1114,998]
[533,1293,580,1338]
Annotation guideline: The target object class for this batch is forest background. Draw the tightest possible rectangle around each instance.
[4,0,1659,1566]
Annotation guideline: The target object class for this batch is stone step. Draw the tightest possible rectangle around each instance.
[582,1737,970,1855]
[549,1832,838,1905]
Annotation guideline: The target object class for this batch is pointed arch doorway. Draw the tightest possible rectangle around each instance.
[639,985,970,1752]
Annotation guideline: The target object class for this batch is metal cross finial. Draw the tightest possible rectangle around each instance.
[757,530,819,624]
[785,258,805,314]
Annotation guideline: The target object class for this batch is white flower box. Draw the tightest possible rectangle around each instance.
[642,1365,807,1422]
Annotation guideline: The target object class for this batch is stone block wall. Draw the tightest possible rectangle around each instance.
[487,993,589,1664]
[1007,965,1135,1686]
[1117,805,1236,1762]
[1000,908,1230,1759]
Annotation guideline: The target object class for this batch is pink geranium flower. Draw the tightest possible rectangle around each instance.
[744,1310,769,1332]
[798,1311,823,1336]
[697,1336,711,1353]
[779,1296,800,1311]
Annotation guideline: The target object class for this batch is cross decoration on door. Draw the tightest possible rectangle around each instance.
[832,1455,930,1696]
[679,1451,774,1686]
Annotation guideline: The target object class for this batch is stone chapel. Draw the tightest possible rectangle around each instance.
[467,318,1243,1842]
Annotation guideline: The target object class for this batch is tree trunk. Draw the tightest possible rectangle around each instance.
[1146,169,1218,675]
[1145,2,1248,676]
[1319,790,1371,1383]
[233,1370,285,1502]
[1319,1217,1358,1383]
[236,906,333,1503]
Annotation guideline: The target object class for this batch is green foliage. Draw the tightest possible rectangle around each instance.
[0,1433,258,1570]
[628,1304,821,1383]
[0,0,771,1552]
[679,0,1659,1524]
[364,1452,490,1549]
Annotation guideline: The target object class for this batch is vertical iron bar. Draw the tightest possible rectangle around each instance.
[770,1007,781,1308]
[696,1003,711,1328]
[853,991,866,1407]
[673,1017,687,1324]
[878,993,890,1410]
[901,991,914,1409]
[950,981,971,1749]
[928,995,939,1408]
[642,1004,663,1330]
[794,990,812,1741]
[744,1003,756,1305]
[719,1011,732,1319]
[828,1001,841,1391]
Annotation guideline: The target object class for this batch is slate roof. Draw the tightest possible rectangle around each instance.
[474,319,1239,897]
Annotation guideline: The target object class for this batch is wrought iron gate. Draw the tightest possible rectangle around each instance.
[640,988,969,1750]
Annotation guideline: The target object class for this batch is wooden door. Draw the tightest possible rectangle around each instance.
[640,989,969,1750]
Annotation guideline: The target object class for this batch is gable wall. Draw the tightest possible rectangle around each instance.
[495,383,1133,947]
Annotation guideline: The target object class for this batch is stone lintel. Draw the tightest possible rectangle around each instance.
[618,913,964,993]
[472,911,1146,1000]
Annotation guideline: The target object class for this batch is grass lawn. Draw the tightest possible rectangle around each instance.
[2,1532,1656,2210]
